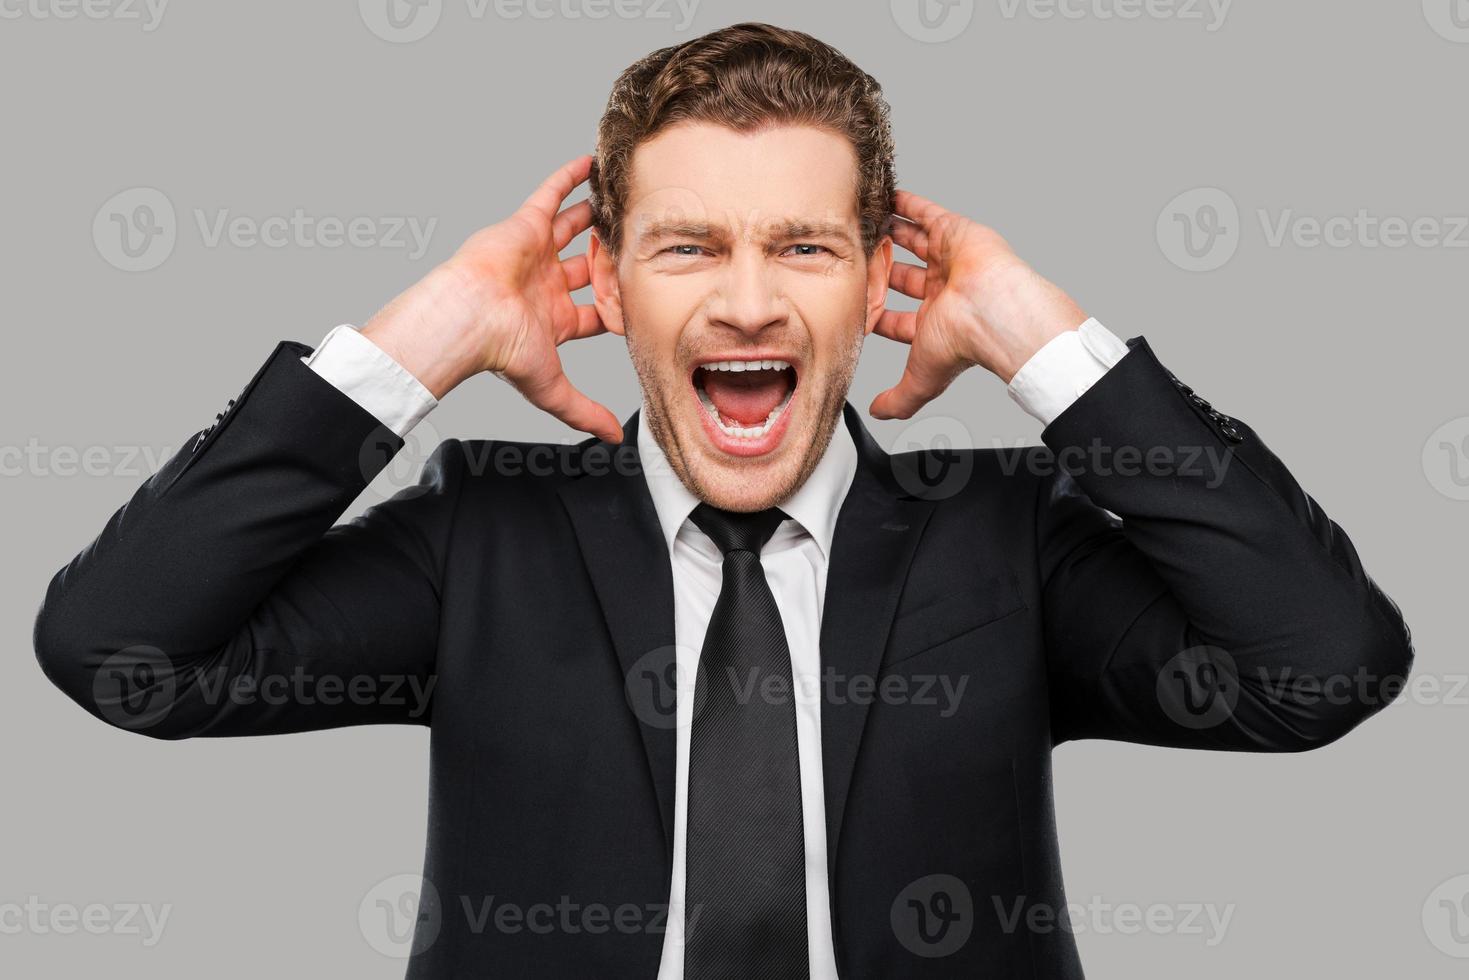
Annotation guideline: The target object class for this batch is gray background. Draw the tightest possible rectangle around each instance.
[3,0,1466,976]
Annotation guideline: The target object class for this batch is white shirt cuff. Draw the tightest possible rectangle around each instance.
[300,324,438,439]
[1006,317,1129,427]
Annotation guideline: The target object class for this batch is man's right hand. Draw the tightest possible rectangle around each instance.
[361,153,623,443]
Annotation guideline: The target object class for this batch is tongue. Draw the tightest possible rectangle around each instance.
[701,369,790,426]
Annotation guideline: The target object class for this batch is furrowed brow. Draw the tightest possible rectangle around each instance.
[633,216,856,247]
[637,219,725,244]
[773,219,856,244]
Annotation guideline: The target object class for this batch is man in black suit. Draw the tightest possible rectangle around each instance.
[34,22,1411,979]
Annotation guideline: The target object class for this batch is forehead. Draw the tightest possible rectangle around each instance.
[623,121,861,241]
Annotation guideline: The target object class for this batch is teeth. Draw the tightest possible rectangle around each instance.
[696,384,795,440]
[701,359,791,372]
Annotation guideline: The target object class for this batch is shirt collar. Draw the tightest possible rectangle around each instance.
[636,399,858,559]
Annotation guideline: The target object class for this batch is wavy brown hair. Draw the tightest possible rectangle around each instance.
[589,22,896,257]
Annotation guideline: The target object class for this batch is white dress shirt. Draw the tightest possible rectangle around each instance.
[298,316,1128,977]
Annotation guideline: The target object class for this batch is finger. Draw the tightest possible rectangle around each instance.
[522,364,623,444]
[893,189,949,228]
[888,260,928,300]
[552,199,595,252]
[561,253,592,291]
[557,303,606,344]
[873,309,917,345]
[869,359,952,421]
[889,217,929,262]
[575,303,605,337]
[552,303,605,345]
[521,154,594,221]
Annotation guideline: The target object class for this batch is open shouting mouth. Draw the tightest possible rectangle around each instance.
[690,355,799,457]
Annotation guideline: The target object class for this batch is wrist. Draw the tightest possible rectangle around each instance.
[362,265,486,400]
[967,262,1087,383]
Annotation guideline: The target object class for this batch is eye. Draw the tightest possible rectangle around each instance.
[784,243,830,257]
[662,244,707,257]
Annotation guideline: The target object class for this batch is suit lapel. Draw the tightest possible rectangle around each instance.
[555,412,679,864]
[820,404,936,872]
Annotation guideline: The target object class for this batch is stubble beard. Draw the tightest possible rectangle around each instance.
[627,321,865,512]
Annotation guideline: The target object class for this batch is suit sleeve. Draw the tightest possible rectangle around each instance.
[1037,336,1413,751]
[31,340,462,739]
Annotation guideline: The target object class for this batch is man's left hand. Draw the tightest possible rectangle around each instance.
[870,190,1089,420]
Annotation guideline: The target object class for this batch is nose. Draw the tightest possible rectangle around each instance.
[707,247,787,337]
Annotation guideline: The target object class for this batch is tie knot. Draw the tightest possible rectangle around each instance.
[690,502,788,556]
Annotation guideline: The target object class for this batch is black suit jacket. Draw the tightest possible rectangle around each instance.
[33,335,1413,977]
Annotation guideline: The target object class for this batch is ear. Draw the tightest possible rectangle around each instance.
[863,234,894,335]
[588,231,625,337]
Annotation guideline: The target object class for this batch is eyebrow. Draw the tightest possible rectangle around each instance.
[636,217,856,246]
